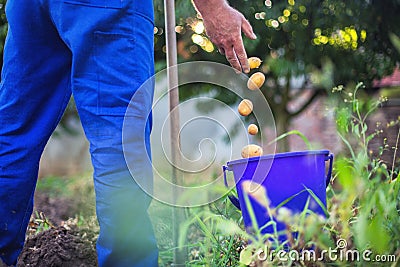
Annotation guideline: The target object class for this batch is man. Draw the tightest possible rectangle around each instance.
[0,0,255,266]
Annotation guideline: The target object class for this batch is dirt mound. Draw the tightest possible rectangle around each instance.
[17,226,98,267]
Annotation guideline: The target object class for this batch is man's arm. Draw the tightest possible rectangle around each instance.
[191,0,257,73]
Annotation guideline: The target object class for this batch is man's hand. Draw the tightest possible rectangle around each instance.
[192,0,257,73]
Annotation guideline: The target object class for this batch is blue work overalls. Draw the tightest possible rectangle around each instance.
[0,0,158,266]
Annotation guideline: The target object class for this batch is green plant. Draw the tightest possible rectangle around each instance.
[330,82,400,256]
[27,211,55,236]
[176,82,400,266]
[177,197,248,266]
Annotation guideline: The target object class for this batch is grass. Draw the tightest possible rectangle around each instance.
[170,83,400,266]
[33,82,400,266]
[31,172,97,236]
[36,172,95,200]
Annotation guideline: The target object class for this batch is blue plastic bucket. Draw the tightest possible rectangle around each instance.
[223,150,333,242]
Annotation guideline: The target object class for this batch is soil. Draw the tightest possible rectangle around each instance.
[33,193,79,226]
[0,190,99,267]
[17,226,98,267]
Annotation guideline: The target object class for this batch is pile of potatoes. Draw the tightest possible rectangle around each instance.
[238,57,265,158]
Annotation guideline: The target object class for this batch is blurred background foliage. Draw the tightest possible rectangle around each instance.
[0,0,6,68]
[153,0,400,149]
[0,0,399,149]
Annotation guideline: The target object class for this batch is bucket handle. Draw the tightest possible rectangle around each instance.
[223,165,241,210]
[325,153,334,187]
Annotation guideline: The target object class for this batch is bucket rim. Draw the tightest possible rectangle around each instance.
[226,149,330,167]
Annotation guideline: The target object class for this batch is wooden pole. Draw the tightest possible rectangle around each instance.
[164,0,187,265]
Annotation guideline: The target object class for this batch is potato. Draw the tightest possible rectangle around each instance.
[238,99,253,116]
[247,72,265,90]
[241,180,270,207]
[241,144,263,158]
[248,124,259,135]
[248,57,262,69]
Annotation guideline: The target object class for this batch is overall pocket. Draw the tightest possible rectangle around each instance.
[93,31,151,117]
[64,0,122,9]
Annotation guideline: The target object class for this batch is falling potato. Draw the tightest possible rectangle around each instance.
[248,57,262,69]
[238,99,253,116]
[247,72,265,90]
[241,144,263,158]
[248,124,259,135]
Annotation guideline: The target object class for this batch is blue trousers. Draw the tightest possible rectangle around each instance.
[0,0,158,266]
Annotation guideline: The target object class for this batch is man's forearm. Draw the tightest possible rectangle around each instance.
[191,0,229,16]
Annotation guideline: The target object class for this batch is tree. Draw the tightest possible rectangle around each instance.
[153,0,400,151]
[1,1,399,150]
[0,0,7,68]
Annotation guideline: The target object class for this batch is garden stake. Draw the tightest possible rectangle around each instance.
[164,0,188,265]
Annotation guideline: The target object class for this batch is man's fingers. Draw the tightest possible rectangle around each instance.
[233,38,249,73]
[242,17,257,40]
[224,46,241,73]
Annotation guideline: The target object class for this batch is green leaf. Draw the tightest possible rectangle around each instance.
[335,158,356,190]
[178,212,200,249]
[392,174,400,196]
[367,214,390,254]
[337,131,356,159]
[275,189,307,210]
[267,130,312,150]
[303,186,329,217]
[354,213,369,251]
[242,192,261,236]
[336,107,350,134]
[353,123,360,137]
[216,219,243,235]
[361,124,368,135]
[389,33,400,54]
